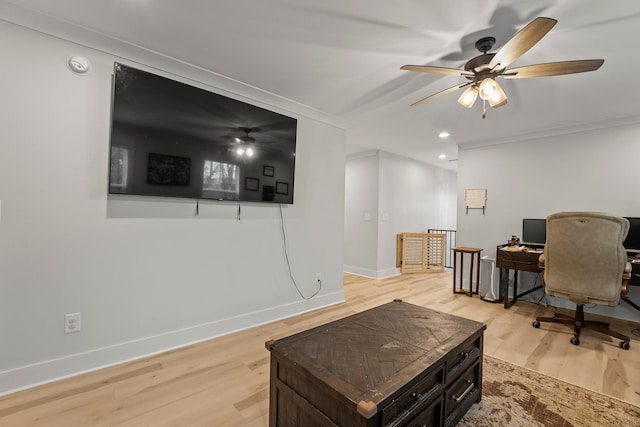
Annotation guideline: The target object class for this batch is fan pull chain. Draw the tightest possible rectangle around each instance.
[482,100,487,119]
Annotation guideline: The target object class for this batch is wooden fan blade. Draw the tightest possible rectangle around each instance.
[488,17,557,71]
[410,82,472,107]
[401,65,473,77]
[502,59,604,79]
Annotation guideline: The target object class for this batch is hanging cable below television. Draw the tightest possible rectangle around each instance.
[279,204,321,300]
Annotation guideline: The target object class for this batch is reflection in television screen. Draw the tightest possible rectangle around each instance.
[108,62,297,204]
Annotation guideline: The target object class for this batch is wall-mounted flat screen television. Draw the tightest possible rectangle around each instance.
[108,62,297,204]
[522,218,546,245]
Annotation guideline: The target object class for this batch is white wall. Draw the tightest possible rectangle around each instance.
[457,122,640,321]
[433,167,458,231]
[344,150,457,278]
[343,152,379,276]
[0,20,347,394]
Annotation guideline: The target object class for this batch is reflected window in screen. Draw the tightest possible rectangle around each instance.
[109,146,129,192]
[202,160,239,200]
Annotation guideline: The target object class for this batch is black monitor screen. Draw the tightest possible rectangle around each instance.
[623,217,640,251]
[522,218,546,245]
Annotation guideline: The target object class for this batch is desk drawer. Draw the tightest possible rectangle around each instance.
[444,361,480,426]
[496,249,543,273]
[389,396,442,427]
[382,366,444,426]
[445,336,481,382]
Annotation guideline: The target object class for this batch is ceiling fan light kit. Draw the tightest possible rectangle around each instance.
[232,127,258,156]
[484,80,507,107]
[401,17,604,117]
[478,78,500,100]
[457,86,478,108]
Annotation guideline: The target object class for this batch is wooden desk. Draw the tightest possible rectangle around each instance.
[266,300,486,427]
[496,245,544,309]
[453,247,483,297]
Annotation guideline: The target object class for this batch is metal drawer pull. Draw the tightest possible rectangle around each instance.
[412,392,422,400]
[452,381,474,402]
[460,351,469,359]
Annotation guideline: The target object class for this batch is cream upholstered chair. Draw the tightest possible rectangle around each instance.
[532,212,631,349]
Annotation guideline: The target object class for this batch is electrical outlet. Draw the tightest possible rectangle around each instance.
[315,273,321,286]
[64,313,81,334]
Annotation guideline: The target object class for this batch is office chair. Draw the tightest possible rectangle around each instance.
[532,212,631,350]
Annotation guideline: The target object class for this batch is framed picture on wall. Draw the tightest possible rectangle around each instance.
[146,153,191,186]
[276,181,289,195]
[245,177,260,191]
[263,165,275,177]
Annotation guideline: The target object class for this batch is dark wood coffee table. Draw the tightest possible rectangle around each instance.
[266,300,486,427]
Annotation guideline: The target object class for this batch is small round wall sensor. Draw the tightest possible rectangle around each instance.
[67,55,91,75]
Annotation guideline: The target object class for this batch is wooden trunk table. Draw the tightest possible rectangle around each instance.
[265,300,486,427]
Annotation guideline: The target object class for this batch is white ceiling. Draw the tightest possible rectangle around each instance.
[3,0,640,169]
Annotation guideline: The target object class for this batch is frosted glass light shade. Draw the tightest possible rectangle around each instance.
[457,86,478,108]
[487,82,507,108]
[479,78,498,100]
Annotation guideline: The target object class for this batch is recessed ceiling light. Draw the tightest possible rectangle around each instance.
[438,154,447,159]
[438,131,450,138]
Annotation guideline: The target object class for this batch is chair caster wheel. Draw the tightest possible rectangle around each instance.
[532,321,540,328]
[620,341,630,350]
[570,337,580,346]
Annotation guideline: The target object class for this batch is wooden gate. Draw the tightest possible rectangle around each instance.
[397,233,446,273]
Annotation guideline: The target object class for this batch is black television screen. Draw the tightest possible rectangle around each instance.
[109,63,297,204]
[623,217,640,251]
[522,218,546,245]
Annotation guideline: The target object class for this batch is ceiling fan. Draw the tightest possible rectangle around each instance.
[234,127,257,144]
[401,17,604,117]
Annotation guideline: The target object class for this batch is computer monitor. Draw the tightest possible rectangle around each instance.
[522,218,546,246]
[623,217,640,252]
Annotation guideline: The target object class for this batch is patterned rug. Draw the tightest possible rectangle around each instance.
[459,355,640,427]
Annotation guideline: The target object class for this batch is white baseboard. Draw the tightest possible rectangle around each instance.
[0,291,345,396]
[376,267,401,279]
[343,265,377,278]
[343,265,401,279]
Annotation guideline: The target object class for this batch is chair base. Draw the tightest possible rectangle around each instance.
[533,304,630,349]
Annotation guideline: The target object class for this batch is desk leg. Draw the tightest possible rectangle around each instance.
[500,268,509,308]
[501,268,510,309]
[468,254,474,297]
[459,255,465,294]
[452,252,457,294]
[474,252,481,295]
[503,270,521,309]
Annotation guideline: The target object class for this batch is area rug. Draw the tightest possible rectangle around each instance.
[458,355,640,427]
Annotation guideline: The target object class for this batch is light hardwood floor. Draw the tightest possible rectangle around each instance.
[1,272,639,426]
